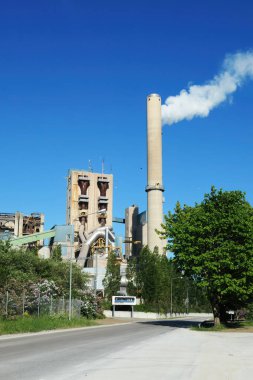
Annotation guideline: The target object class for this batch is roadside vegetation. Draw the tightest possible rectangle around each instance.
[102,245,211,315]
[2,186,253,333]
[159,186,253,326]
[0,315,97,335]
[103,252,121,300]
[192,320,253,332]
[103,187,253,326]
[0,240,104,335]
[125,247,211,315]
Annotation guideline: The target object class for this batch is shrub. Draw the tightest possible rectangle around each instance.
[79,290,104,319]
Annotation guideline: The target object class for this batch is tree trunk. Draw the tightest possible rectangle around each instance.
[213,307,221,326]
[211,299,221,326]
[219,305,228,323]
[211,301,229,325]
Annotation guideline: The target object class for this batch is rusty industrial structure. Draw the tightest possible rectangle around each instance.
[0,212,44,243]
[66,169,115,268]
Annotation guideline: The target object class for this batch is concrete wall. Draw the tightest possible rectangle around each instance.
[104,310,213,319]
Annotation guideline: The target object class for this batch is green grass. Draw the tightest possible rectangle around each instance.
[0,315,98,335]
[192,320,253,332]
[192,324,226,332]
[240,320,253,327]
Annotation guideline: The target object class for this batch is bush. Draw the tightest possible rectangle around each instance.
[245,303,253,320]
[79,290,104,319]
[0,241,89,318]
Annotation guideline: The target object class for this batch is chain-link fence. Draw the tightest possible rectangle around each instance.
[0,290,84,318]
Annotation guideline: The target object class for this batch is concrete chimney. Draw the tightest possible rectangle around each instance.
[146,94,164,253]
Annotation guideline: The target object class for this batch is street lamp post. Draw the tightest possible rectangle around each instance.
[65,226,74,321]
[170,276,173,317]
[69,250,73,320]
[184,280,189,315]
[94,249,98,294]
[170,275,183,317]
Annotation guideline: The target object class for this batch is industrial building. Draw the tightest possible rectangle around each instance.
[124,205,147,258]
[0,212,44,245]
[146,94,165,253]
[124,94,166,256]
[0,93,166,293]
[66,169,113,233]
[65,169,116,290]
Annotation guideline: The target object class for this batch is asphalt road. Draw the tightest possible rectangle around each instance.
[1,318,252,380]
[0,319,198,380]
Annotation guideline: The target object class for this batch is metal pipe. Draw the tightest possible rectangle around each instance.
[105,227,109,255]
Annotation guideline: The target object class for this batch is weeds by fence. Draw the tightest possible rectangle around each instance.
[0,290,84,318]
[0,287,103,320]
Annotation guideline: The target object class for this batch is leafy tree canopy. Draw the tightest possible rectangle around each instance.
[126,247,210,314]
[159,186,253,324]
[51,245,62,261]
[102,252,121,300]
[0,241,88,296]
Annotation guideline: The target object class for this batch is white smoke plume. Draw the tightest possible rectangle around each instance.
[162,51,253,126]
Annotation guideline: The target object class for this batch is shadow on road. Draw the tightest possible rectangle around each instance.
[137,319,202,329]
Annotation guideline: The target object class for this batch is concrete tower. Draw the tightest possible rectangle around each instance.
[146,94,164,253]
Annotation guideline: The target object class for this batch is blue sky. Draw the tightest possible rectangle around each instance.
[1,0,253,238]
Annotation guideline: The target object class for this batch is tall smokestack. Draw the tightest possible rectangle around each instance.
[146,94,164,253]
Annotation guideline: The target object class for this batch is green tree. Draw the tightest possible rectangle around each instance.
[102,252,121,300]
[159,187,253,325]
[126,246,210,314]
[51,245,62,261]
[134,247,171,313]
[126,257,137,296]
[0,241,89,317]
[155,254,171,313]
[137,247,158,306]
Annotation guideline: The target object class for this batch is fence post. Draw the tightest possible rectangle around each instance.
[37,290,40,317]
[5,290,9,317]
[79,299,81,318]
[50,295,53,315]
[22,290,25,316]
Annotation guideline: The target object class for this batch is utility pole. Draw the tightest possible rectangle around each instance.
[69,254,73,320]
[66,226,74,321]
[94,250,98,294]
[170,276,173,316]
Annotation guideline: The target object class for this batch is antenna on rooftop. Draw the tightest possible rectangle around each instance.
[88,160,93,172]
